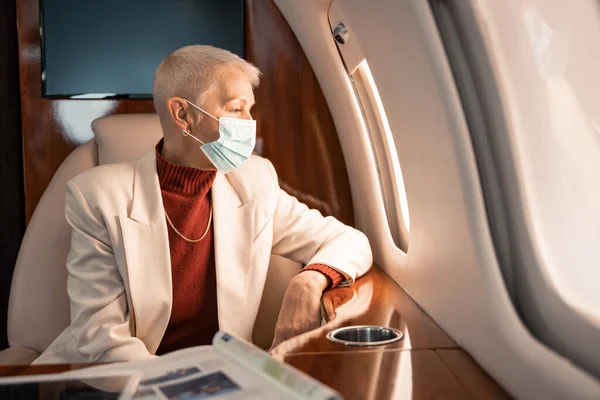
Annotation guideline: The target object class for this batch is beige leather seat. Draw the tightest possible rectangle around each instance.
[0,114,299,365]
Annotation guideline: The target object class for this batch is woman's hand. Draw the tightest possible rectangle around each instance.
[269,271,328,352]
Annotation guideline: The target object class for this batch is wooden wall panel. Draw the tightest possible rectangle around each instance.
[16,0,156,222]
[245,0,354,225]
[0,0,26,351]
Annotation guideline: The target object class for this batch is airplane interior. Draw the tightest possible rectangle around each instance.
[0,0,598,399]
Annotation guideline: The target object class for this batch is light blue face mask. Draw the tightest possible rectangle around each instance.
[183,99,256,174]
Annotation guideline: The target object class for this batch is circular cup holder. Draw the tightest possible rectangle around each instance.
[326,325,404,346]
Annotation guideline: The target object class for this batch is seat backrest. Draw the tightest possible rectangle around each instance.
[7,114,163,353]
[7,140,99,352]
[8,113,297,353]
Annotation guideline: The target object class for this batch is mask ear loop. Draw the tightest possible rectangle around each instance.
[184,99,221,142]
[186,100,220,122]
[181,128,205,145]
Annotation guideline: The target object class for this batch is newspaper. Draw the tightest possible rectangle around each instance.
[67,331,342,400]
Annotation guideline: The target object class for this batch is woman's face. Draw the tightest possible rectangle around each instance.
[190,68,256,144]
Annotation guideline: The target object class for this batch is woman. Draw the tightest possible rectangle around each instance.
[35,45,372,364]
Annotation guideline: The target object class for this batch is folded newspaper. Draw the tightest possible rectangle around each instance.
[52,331,342,400]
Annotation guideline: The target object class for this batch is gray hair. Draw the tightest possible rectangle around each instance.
[153,45,261,118]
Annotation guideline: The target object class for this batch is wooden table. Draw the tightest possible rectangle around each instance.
[0,267,511,399]
[274,266,511,399]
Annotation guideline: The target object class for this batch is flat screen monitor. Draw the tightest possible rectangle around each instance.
[40,0,245,99]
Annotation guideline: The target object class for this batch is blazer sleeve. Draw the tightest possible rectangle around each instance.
[64,180,157,362]
[265,159,373,286]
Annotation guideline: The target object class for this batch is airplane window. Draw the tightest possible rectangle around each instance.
[486,0,600,326]
[432,0,600,377]
[350,60,410,252]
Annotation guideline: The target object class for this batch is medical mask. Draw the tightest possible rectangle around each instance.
[183,99,256,174]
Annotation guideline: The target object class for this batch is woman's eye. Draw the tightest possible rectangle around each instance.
[228,108,242,113]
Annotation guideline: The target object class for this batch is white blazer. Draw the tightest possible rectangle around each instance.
[34,150,372,364]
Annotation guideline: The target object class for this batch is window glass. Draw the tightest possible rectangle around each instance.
[484,0,600,314]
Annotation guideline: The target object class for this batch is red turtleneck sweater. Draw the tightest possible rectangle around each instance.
[155,141,344,354]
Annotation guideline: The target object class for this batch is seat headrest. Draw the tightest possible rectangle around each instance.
[92,113,163,165]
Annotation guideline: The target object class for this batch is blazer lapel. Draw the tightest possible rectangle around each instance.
[211,173,255,337]
[119,151,172,355]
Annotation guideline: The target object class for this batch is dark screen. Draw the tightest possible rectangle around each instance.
[40,0,244,98]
